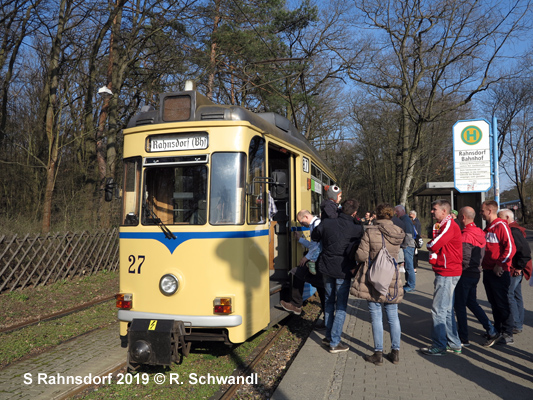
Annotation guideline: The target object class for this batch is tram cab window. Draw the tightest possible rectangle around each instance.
[121,158,141,225]
[248,137,266,224]
[209,153,246,225]
[143,165,207,225]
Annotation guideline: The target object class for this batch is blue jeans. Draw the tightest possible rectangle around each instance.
[323,275,351,347]
[367,301,401,351]
[431,274,461,349]
[508,274,524,331]
[454,276,496,342]
[403,246,416,290]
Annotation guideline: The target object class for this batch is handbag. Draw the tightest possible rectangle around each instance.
[367,233,399,301]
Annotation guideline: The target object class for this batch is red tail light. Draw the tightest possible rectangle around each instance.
[116,293,132,309]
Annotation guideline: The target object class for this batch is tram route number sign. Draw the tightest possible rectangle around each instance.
[149,133,208,152]
[302,156,309,173]
[453,119,492,193]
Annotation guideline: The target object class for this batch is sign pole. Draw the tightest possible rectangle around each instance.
[493,116,499,208]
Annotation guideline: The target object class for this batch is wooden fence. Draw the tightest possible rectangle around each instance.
[0,229,119,293]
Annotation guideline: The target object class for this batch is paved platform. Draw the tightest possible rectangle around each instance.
[0,324,125,400]
[273,258,533,400]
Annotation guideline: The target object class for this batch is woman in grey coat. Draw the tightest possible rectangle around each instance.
[351,203,405,365]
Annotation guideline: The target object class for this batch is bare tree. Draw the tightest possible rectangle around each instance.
[487,78,533,223]
[0,0,44,146]
[336,0,531,205]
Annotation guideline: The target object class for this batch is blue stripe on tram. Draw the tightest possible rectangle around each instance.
[120,229,270,253]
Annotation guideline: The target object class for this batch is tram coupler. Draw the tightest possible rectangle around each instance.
[127,319,191,366]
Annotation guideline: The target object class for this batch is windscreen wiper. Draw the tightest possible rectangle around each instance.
[143,203,177,240]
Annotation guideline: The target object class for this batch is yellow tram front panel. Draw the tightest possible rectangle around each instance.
[118,121,275,345]
[118,228,270,344]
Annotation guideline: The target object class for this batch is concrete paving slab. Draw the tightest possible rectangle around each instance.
[0,324,125,400]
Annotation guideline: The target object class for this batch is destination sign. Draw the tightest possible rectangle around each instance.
[453,120,492,192]
[149,133,208,152]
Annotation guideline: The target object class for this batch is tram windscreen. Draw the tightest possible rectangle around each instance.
[143,165,207,225]
[209,153,246,225]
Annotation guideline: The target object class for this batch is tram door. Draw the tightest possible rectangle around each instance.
[268,146,293,282]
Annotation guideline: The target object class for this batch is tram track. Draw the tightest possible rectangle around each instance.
[215,325,288,400]
[64,323,291,400]
[4,295,321,399]
[0,294,116,335]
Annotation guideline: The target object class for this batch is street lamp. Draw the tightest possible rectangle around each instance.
[98,86,113,97]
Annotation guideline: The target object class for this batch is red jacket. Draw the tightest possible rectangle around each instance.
[426,216,463,276]
[461,222,486,278]
[482,218,516,272]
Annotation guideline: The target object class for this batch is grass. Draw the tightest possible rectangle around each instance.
[0,270,119,329]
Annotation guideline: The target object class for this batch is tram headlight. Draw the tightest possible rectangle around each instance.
[159,274,179,296]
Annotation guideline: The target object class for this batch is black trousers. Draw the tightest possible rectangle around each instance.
[483,270,513,335]
[291,272,326,312]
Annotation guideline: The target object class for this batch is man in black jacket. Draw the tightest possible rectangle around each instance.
[312,199,363,353]
[498,209,532,336]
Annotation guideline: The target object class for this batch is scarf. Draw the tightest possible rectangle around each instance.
[432,214,453,239]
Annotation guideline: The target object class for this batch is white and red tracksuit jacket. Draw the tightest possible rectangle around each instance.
[482,217,516,272]
[426,215,463,277]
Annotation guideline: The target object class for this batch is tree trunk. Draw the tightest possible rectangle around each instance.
[206,0,221,100]
[40,0,69,233]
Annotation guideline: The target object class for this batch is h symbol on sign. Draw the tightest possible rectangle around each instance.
[465,129,478,142]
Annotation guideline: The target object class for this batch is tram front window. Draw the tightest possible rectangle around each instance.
[143,165,207,225]
[209,153,246,225]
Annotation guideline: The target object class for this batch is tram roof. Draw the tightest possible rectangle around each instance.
[127,90,335,178]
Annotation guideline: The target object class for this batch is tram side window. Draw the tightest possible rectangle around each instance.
[248,137,266,224]
[143,165,207,225]
[121,158,141,225]
[209,153,246,225]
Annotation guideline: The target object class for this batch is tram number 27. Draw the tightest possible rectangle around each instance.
[128,255,145,274]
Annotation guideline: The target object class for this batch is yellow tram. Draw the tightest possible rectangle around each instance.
[113,83,336,366]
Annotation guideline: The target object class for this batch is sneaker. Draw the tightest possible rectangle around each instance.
[420,346,446,356]
[499,333,514,345]
[314,320,326,330]
[280,300,302,316]
[307,261,317,275]
[461,341,470,347]
[403,286,414,293]
[446,346,462,354]
[512,328,522,334]
[321,338,331,347]
[482,333,502,347]
[329,342,349,353]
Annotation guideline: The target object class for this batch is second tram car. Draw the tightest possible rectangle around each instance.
[113,82,337,367]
